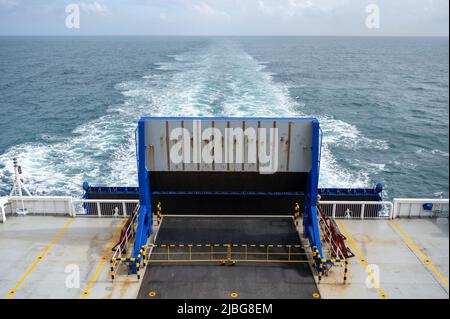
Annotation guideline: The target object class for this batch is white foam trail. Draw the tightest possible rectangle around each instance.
[431,149,449,157]
[0,39,389,195]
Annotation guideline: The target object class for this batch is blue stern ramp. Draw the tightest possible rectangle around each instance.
[132,117,324,263]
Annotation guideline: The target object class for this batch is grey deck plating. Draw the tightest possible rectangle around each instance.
[1,216,447,299]
[137,216,319,299]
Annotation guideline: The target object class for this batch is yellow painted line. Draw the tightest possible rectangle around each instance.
[82,220,126,299]
[337,221,388,299]
[390,220,448,287]
[6,218,74,299]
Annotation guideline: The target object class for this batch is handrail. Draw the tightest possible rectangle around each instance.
[319,201,394,219]
[5,196,139,218]
[2,196,448,220]
[393,198,449,218]
[110,205,140,280]
[72,199,140,203]
[72,199,139,217]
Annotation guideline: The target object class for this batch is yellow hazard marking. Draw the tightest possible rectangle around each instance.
[230,292,238,298]
[390,220,448,287]
[6,218,74,299]
[82,219,126,299]
[337,221,388,299]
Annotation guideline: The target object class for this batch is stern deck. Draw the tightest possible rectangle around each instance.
[0,216,448,299]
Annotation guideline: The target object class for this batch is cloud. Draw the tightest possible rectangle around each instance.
[256,0,350,17]
[0,0,448,36]
[257,1,272,15]
[78,1,110,15]
[190,1,228,18]
[0,0,18,8]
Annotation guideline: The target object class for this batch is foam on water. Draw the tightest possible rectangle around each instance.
[0,39,389,195]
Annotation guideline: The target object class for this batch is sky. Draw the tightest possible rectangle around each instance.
[0,0,448,36]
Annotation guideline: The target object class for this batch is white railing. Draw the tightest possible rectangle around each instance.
[0,197,8,223]
[2,196,448,220]
[2,196,139,218]
[318,201,394,219]
[71,199,139,217]
[393,198,449,218]
[6,196,74,216]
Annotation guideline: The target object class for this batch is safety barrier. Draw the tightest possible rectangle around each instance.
[393,198,449,218]
[72,199,139,217]
[291,202,350,283]
[1,196,140,218]
[318,206,354,260]
[110,246,146,281]
[144,243,311,264]
[110,205,140,280]
[109,241,348,284]
[5,196,75,216]
[319,201,394,219]
[5,197,449,221]
[313,246,348,284]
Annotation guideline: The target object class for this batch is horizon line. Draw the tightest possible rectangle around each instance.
[0,34,448,37]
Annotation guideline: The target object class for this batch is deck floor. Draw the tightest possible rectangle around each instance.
[137,216,319,299]
[0,215,448,299]
[0,216,139,299]
[317,218,449,299]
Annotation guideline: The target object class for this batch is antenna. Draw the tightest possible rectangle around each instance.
[10,158,32,216]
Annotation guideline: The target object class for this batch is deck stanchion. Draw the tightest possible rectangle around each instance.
[136,261,140,280]
[344,260,348,283]
[110,260,115,281]
[294,203,300,226]
[318,262,323,283]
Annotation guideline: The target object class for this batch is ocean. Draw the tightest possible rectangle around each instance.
[0,36,448,199]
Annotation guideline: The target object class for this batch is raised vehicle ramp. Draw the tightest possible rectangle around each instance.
[126,117,328,299]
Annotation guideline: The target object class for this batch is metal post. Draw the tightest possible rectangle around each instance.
[122,202,127,217]
[10,158,32,215]
[97,202,101,217]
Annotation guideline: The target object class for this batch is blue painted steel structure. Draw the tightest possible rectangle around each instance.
[302,120,322,255]
[83,115,384,271]
[83,185,383,200]
[133,119,152,265]
[130,117,325,264]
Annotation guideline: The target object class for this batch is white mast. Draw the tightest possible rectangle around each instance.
[10,158,31,215]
